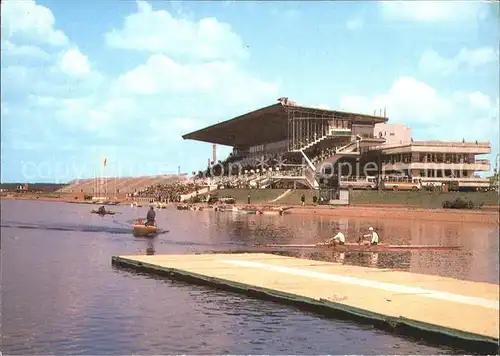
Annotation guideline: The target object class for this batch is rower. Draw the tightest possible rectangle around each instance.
[144,206,156,226]
[363,227,379,245]
[97,205,106,214]
[324,228,345,246]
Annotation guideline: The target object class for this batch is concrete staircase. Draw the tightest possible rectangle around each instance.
[314,136,361,169]
[301,135,329,151]
[290,134,330,152]
[336,137,360,153]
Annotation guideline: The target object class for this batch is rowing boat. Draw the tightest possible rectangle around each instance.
[91,210,117,215]
[255,242,462,252]
[133,224,159,237]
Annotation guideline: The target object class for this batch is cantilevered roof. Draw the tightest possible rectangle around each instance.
[182,101,388,147]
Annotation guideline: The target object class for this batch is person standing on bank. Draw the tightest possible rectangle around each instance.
[301,194,305,206]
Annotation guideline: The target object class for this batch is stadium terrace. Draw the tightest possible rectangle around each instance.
[182,97,492,200]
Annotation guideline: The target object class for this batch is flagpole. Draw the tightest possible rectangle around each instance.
[102,155,105,199]
[93,152,96,197]
[99,154,101,198]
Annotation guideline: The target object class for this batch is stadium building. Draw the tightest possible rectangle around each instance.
[183,97,492,198]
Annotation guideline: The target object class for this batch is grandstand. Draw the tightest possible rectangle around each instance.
[182,97,492,196]
[182,97,388,200]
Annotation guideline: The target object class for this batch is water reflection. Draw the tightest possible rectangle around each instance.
[142,238,156,255]
[267,250,410,270]
[204,212,498,284]
[1,200,497,355]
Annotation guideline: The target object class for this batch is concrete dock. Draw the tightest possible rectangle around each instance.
[111,253,499,351]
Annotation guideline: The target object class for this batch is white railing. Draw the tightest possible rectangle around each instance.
[305,167,319,188]
[336,140,358,153]
[299,149,317,171]
[370,141,491,151]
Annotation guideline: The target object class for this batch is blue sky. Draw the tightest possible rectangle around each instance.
[1,0,499,183]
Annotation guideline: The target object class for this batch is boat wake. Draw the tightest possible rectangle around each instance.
[0,221,132,235]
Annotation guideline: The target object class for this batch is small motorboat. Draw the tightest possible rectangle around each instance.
[133,224,159,237]
[133,218,159,237]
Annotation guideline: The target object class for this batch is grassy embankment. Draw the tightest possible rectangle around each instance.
[205,189,499,209]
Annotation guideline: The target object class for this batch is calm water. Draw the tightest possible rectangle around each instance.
[1,200,498,355]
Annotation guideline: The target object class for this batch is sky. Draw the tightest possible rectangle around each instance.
[1,0,499,183]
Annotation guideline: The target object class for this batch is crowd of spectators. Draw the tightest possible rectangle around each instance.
[132,151,316,201]
[197,152,302,179]
[310,147,337,164]
[134,181,200,202]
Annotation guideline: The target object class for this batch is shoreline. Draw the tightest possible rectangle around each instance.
[285,205,499,225]
[2,195,497,225]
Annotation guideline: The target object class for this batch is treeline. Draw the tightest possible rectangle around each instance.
[0,183,68,192]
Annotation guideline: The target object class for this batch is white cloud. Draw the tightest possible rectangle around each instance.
[104,0,247,60]
[457,47,499,67]
[338,77,498,164]
[112,54,277,104]
[2,0,279,179]
[2,40,50,60]
[170,118,200,132]
[1,0,68,46]
[419,47,498,75]
[58,48,91,76]
[346,18,363,30]
[270,8,300,21]
[20,51,276,143]
[340,76,454,124]
[379,1,488,22]
[1,1,102,92]
[468,92,492,110]
[148,118,200,142]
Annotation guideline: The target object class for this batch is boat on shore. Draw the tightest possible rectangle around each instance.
[256,206,293,215]
[177,204,203,211]
[216,205,293,215]
[255,242,462,252]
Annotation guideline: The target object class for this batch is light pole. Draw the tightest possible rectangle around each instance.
[378,149,382,195]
